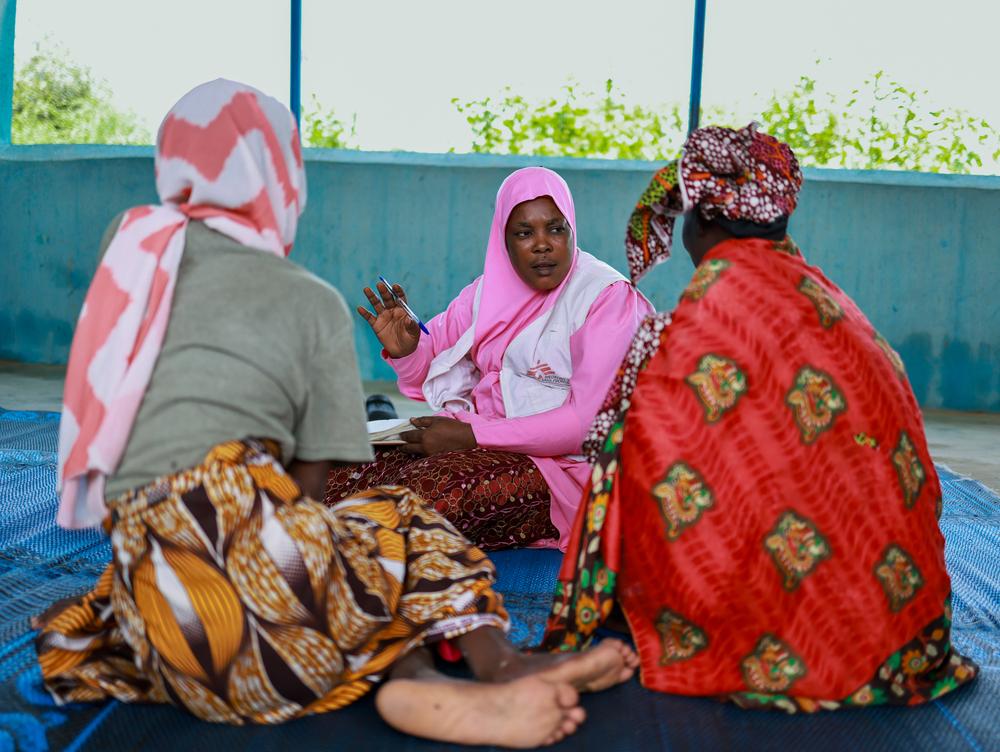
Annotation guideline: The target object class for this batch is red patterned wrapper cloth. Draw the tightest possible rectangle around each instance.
[542,236,977,712]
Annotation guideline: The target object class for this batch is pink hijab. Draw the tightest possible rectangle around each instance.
[472,167,580,362]
[56,79,306,529]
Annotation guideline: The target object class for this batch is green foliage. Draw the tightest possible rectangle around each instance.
[11,41,998,174]
[452,80,699,161]
[758,72,1000,173]
[302,94,357,149]
[12,45,150,145]
[452,75,1000,174]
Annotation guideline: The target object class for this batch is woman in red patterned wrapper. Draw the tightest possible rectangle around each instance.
[541,123,977,712]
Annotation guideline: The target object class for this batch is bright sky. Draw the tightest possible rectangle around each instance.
[13,0,1000,156]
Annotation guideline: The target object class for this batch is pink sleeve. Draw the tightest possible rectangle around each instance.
[465,281,655,456]
[385,278,479,400]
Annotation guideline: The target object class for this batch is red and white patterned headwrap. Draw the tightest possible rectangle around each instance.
[56,79,306,528]
[625,122,802,282]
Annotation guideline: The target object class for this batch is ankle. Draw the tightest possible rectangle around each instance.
[389,646,440,681]
[455,627,523,681]
[475,651,525,682]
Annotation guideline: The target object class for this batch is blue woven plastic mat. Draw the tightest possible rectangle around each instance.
[0,409,996,752]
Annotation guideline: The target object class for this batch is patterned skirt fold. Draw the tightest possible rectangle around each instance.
[325,447,558,551]
[36,439,508,725]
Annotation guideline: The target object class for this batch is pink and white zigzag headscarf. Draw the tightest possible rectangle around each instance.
[56,79,307,529]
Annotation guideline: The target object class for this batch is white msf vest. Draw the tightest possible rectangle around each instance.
[422,251,629,418]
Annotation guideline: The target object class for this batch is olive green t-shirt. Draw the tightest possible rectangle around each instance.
[105,217,374,497]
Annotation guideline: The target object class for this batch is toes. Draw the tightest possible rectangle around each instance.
[601,640,627,664]
[554,681,580,708]
[566,706,586,724]
[609,638,640,670]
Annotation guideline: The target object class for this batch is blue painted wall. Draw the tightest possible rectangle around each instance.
[0,0,15,145]
[1,145,998,411]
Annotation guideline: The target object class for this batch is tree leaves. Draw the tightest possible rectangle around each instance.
[451,74,1000,174]
[302,95,357,149]
[13,44,149,145]
[452,80,689,161]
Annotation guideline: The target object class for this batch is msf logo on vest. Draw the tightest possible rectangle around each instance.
[526,362,571,389]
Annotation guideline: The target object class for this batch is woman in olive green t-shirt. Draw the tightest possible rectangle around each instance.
[37,79,635,747]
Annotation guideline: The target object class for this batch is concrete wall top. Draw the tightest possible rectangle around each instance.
[7,142,1000,188]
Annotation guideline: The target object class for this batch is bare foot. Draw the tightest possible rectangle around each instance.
[376,675,585,748]
[535,639,637,692]
[496,639,637,692]
[614,639,641,671]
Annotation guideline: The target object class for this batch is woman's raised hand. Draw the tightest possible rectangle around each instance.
[357,281,421,359]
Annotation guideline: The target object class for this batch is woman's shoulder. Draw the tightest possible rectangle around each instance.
[447,275,484,314]
[575,251,628,284]
[575,280,654,332]
[96,211,129,259]
[458,275,483,298]
[272,261,353,320]
[182,224,354,326]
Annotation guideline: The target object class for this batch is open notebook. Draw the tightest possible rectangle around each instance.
[367,419,416,445]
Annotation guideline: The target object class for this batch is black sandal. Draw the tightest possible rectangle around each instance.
[365,394,398,421]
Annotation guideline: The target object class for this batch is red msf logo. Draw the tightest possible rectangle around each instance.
[526,362,556,380]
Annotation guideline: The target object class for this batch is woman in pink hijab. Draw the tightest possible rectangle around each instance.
[329,167,654,551]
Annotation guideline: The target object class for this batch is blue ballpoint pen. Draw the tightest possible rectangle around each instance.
[378,275,430,335]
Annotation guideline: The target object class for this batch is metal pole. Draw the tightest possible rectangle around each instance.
[0,0,17,146]
[290,0,302,128]
[687,0,706,133]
